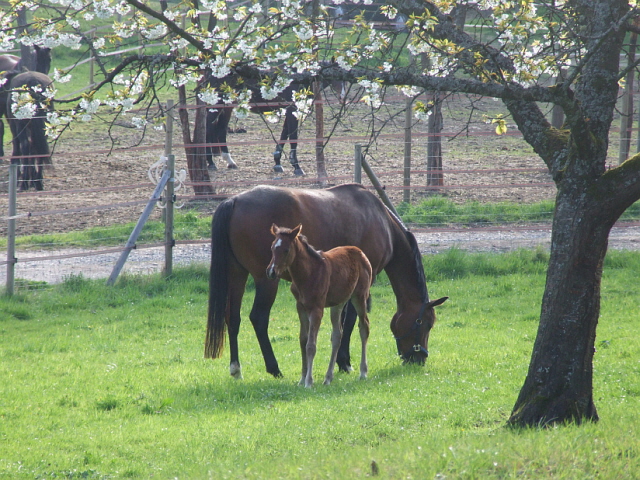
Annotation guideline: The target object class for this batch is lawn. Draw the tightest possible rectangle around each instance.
[0,250,639,479]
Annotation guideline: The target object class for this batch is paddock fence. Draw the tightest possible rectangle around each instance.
[1,92,639,292]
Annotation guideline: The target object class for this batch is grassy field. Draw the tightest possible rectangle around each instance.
[1,250,639,479]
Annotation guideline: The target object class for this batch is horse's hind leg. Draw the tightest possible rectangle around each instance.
[249,277,282,378]
[227,264,249,379]
[324,304,345,385]
[337,302,356,373]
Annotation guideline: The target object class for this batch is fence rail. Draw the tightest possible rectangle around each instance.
[2,90,639,291]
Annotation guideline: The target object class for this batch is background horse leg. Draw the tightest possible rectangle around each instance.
[285,106,304,176]
[206,107,237,170]
[324,303,345,385]
[337,302,356,372]
[0,119,4,158]
[249,278,283,378]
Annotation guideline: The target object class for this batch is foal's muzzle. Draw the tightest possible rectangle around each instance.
[266,265,278,280]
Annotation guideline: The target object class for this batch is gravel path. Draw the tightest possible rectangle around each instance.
[3,224,640,285]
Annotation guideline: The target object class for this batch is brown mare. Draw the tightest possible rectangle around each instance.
[205,184,448,379]
[266,224,373,387]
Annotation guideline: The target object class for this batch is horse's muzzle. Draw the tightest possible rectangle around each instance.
[266,266,278,280]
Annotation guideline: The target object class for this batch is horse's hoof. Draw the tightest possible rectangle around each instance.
[208,163,218,171]
[273,165,284,174]
[227,163,238,169]
[293,167,305,177]
[230,362,243,379]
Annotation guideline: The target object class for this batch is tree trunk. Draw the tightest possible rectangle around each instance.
[508,185,614,426]
[178,84,214,196]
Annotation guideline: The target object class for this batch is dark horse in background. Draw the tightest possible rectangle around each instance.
[205,184,448,379]
[0,46,51,159]
[6,70,54,190]
[205,74,344,177]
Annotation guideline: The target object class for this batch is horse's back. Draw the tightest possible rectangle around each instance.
[227,184,397,278]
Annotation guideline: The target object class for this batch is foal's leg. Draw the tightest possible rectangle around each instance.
[324,304,345,385]
[296,301,310,386]
[352,294,371,380]
[304,307,324,388]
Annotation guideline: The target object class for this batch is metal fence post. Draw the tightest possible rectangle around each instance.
[164,154,175,278]
[6,164,17,295]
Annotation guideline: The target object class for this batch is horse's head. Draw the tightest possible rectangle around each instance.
[266,223,302,280]
[391,296,448,365]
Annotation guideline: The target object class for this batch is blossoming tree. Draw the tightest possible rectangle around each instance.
[2,0,640,426]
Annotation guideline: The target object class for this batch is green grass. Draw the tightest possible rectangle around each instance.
[1,251,639,478]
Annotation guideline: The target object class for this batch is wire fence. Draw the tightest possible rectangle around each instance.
[1,92,638,290]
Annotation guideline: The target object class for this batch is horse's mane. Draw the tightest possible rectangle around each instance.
[298,234,324,260]
[383,203,429,302]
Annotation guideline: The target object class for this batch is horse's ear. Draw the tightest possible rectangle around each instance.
[270,223,279,235]
[292,224,302,237]
[428,297,448,308]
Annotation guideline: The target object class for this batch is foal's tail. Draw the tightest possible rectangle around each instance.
[205,198,235,359]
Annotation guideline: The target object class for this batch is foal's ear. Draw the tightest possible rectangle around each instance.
[428,296,448,308]
[270,223,279,236]
[291,224,302,237]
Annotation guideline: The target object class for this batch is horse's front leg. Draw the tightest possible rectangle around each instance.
[249,277,282,378]
[324,304,345,385]
[304,307,324,388]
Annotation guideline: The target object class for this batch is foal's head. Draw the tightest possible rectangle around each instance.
[266,223,302,280]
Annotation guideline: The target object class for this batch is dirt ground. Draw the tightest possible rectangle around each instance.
[0,94,559,239]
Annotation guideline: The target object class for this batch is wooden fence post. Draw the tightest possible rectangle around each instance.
[6,164,17,295]
[404,97,412,203]
[354,143,362,184]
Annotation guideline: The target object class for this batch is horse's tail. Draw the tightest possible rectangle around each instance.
[205,197,235,359]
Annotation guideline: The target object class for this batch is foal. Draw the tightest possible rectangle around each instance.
[266,224,373,387]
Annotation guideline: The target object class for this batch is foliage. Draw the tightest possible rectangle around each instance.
[0,252,638,478]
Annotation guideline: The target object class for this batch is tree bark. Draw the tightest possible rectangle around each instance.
[178,84,214,196]
[508,185,610,426]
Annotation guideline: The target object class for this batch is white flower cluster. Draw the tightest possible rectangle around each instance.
[10,91,38,120]
[260,77,292,101]
[358,79,383,109]
[199,87,221,106]
[79,97,101,121]
[292,89,313,121]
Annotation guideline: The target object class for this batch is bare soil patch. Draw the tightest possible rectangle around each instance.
[1,95,559,239]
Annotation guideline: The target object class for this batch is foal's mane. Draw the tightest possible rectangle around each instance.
[297,234,324,260]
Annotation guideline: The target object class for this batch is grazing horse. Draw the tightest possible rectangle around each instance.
[7,71,54,190]
[267,224,373,387]
[0,46,52,158]
[205,75,344,176]
[205,184,448,379]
